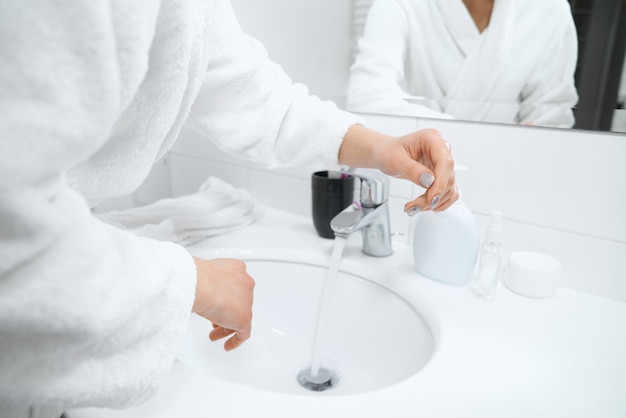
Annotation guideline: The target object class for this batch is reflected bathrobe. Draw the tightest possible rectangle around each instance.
[0,1,359,417]
[347,0,579,128]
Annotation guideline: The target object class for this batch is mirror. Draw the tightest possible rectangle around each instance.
[347,0,626,132]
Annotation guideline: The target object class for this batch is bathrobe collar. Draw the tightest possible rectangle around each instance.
[436,0,483,54]
[435,0,516,118]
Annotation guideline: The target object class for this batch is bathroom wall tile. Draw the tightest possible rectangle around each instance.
[417,118,626,243]
[389,177,414,199]
[248,158,323,181]
[248,168,311,217]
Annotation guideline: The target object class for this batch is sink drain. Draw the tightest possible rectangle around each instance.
[297,367,339,392]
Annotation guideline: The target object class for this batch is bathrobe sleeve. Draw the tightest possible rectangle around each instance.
[517,8,579,128]
[0,1,197,411]
[187,0,365,170]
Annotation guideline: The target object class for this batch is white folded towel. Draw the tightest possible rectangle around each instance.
[98,177,263,247]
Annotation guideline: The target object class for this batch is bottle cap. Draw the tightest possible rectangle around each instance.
[485,210,503,242]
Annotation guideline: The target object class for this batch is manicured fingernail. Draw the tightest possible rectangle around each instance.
[419,172,434,189]
[405,205,422,217]
[429,195,441,209]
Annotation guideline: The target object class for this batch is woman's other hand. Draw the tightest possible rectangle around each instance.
[192,257,255,351]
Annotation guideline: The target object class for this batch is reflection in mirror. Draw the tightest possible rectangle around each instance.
[348,0,626,133]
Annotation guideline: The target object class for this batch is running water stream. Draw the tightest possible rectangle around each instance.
[297,236,347,391]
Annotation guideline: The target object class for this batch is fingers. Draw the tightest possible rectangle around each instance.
[209,325,235,341]
[424,135,454,206]
[430,183,459,211]
[224,329,250,351]
[209,325,251,351]
[402,131,456,215]
[404,173,457,215]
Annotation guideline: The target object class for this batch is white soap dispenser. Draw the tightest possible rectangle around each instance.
[412,195,480,285]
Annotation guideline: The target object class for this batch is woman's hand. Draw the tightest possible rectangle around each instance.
[338,125,458,214]
[192,257,255,351]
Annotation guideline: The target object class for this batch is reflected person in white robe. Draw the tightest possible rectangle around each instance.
[347,0,579,128]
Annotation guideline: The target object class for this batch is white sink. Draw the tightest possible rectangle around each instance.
[177,251,434,396]
[66,208,626,418]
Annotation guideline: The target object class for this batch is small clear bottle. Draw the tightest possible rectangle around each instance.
[471,210,504,300]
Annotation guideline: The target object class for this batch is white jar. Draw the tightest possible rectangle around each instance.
[412,199,480,285]
[504,251,562,298]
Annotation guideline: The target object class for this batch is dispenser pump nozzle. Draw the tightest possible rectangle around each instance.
[485,210,503,243]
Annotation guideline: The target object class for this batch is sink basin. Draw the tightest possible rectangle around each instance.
[65,207,626,418]
[177,250,434,396]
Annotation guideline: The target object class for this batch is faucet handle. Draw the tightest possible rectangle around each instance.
[357,170,389,208]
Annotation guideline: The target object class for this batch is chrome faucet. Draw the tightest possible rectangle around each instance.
[330,170,393,257]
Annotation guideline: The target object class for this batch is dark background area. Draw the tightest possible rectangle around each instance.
[568,0,626,131]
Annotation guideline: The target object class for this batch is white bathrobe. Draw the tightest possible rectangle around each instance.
[0,1,360,416]
[347,0,579,128]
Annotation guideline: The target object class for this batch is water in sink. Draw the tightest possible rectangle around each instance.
[177,252,434,396]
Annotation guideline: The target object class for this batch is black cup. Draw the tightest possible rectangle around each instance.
[311,170,355,239]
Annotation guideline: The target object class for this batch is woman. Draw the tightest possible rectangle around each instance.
[347,0,579,128]
[0,1,456,417]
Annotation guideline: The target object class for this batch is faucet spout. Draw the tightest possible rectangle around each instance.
[330,203,380,238]
[330,171,393,257]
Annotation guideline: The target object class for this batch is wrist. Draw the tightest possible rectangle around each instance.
[338,124,393,168]
[191,256,210,315]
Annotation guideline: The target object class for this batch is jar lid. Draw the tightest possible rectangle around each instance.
[504,251,562,298]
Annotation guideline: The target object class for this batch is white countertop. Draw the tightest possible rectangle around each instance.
[70,207,626,418]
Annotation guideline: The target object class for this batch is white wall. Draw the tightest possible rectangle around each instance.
[132,1,626,303]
